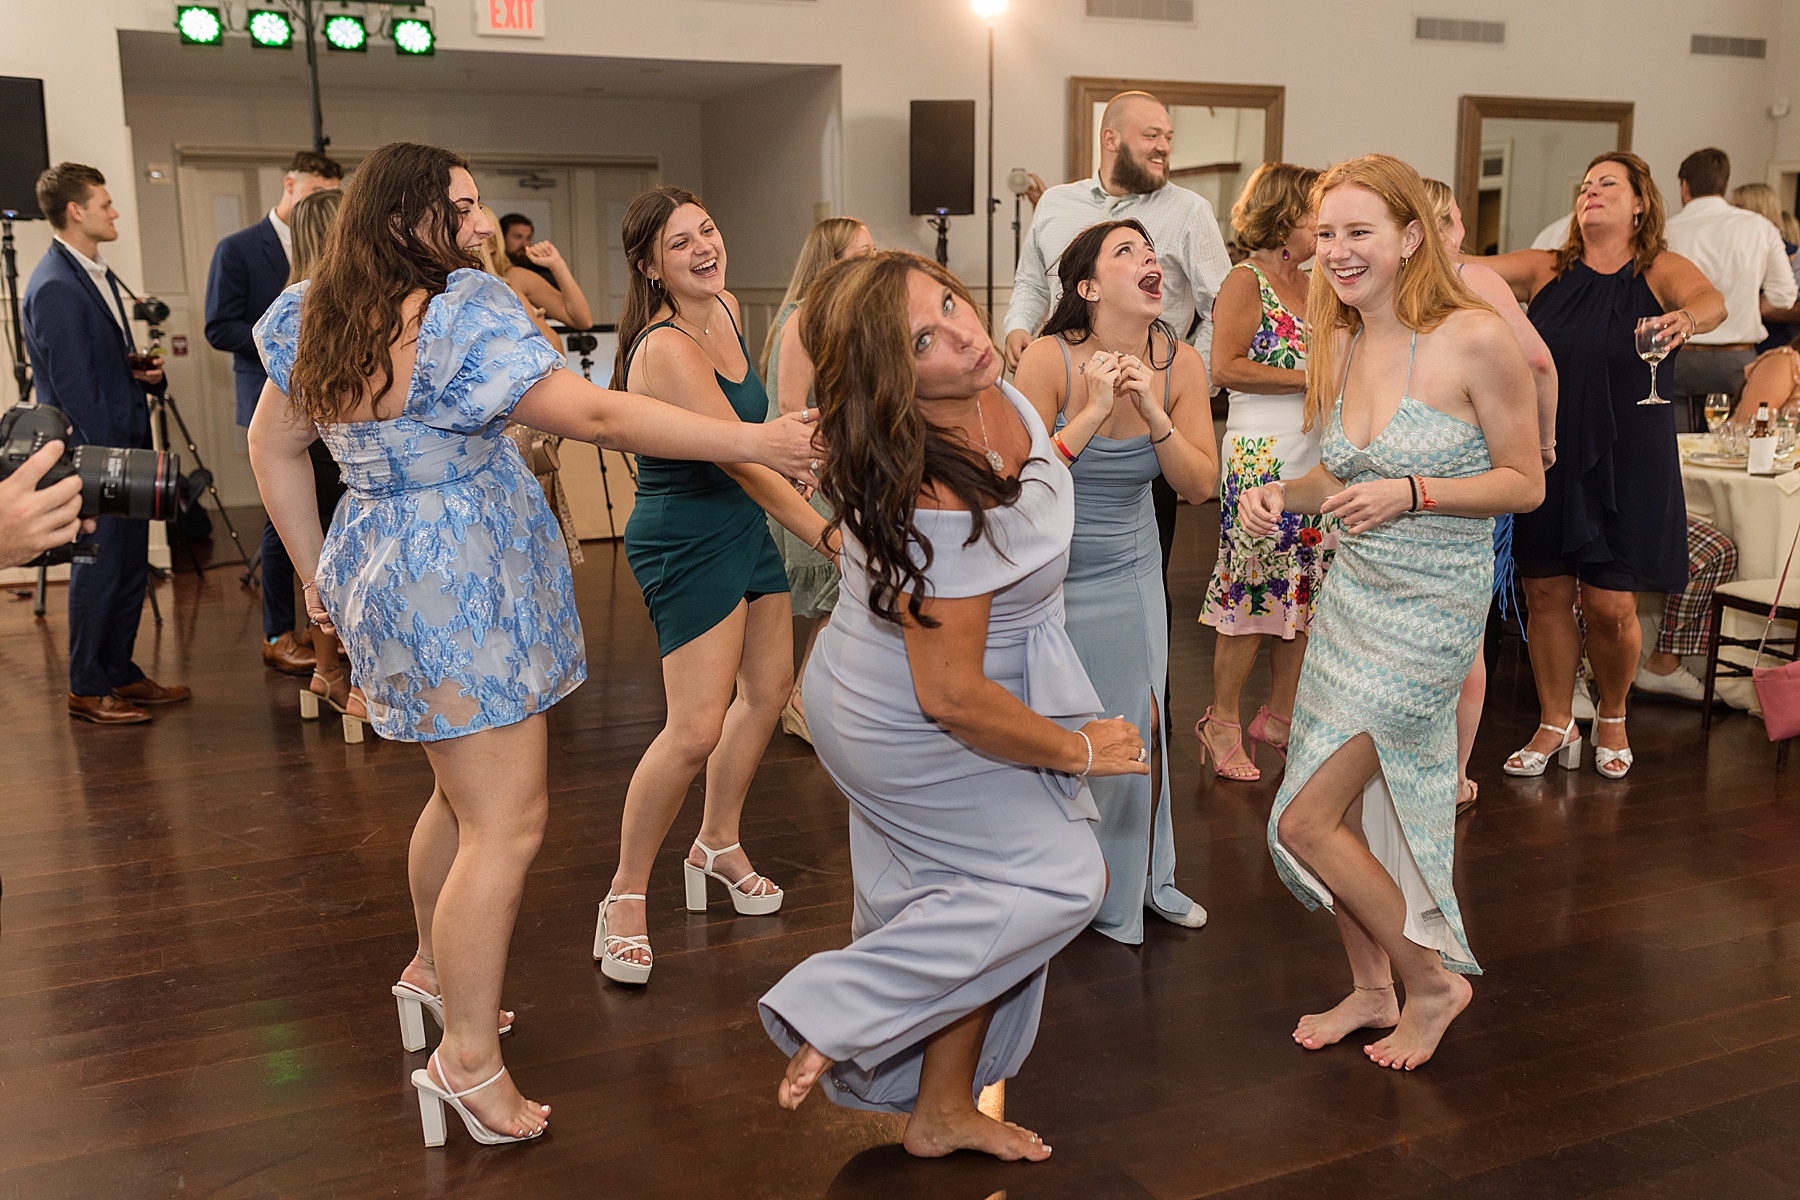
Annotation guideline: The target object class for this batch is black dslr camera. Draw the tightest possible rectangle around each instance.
[0,403,180,566]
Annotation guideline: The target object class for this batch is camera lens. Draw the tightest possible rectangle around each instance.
[70,446,180,521]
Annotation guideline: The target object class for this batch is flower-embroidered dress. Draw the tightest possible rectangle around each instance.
[255,270,585,742]
[1200,262,1336,637]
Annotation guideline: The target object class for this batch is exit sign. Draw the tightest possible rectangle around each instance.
[475,0,543,37]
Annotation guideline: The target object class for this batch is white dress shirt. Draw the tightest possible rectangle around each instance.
[54,235,128,335]
[1004,174,1233,364]
[1666,195,1799,345]
[268,208,293,264]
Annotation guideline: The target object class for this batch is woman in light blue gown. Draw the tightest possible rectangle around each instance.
[1236,156,1543,1072]
[249,143,818,1148]
[761,250,1148,1161]
[1014,218,1219,943]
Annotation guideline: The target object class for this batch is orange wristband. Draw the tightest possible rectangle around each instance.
[1051,431,1078,464]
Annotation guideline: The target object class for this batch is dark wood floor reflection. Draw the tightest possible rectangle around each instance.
[4,504,1799,1200]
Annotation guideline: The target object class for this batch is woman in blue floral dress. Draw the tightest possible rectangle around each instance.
[1199,164,1334,781]
[249,143,817,1148]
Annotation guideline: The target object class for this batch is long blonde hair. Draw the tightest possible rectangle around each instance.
[473,203,510,278]
[1303,155,1491,431]
[758,216,868,377]
[286,186,343,285]
[1732,182,1800,244]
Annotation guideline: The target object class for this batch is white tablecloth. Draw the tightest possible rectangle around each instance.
[1677,434,1800,713]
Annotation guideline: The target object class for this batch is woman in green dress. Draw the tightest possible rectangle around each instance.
[594,188,839,986]
[760,216,874,741]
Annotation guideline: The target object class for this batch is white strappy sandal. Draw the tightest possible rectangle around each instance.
[411,1049,547,1147]
[391,981,513,1053]
[684,839,784,915]
[1591,714,1634,779]
[593,893,653,985]
[1503,718,1582,776]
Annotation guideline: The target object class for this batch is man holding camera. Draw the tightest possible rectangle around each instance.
[205,150,341,677]
[23,162,190,725]
[0,440,92,570]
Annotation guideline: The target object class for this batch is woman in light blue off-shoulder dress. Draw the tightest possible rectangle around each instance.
[248,143,818,1149]
[1236,156,1543,1075]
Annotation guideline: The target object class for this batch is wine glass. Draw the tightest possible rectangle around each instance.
[1635,317,1671,405]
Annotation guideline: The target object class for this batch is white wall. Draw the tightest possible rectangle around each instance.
[3,0,1794,384]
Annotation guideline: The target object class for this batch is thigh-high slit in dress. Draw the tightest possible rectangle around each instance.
[758,382,1108,1112]
[1267,333,1493,975]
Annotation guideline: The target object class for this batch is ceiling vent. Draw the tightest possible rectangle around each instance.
[1690,34,1767,58]
[1415,17,1505,44]
[1086,0,1195,23]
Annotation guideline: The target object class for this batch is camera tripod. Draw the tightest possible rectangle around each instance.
[562,327,629,539]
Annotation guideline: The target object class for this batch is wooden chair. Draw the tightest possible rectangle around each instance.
[1702,578,1800,767]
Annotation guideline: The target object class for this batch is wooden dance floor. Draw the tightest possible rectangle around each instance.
[4,504,1800,1200]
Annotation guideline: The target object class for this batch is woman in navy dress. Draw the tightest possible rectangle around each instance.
[763,251,1146,1160]
[1481,153,1724,780]
[250,144,817,1147]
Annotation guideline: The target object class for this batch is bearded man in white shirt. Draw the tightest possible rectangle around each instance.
[1665,147,1799,429]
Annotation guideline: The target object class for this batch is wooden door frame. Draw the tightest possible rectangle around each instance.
[1066,77,1284,183]
[1454,96,1634,247]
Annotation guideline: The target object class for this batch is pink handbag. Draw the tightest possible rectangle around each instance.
[1752,522,1800,742]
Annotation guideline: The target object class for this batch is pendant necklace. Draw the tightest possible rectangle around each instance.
[973,394,1005,473]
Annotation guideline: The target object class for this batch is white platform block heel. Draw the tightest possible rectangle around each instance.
[684,840,783,915]
[391,980,513,1053]
[594,893,652,984]
[1503,719,1581,777]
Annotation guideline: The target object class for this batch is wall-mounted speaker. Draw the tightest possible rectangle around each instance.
[909,100,975,217]
[0,77,50,219]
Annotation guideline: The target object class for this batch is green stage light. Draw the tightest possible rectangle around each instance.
[323,12,368,51]
[175,4,225,45]
[392,16,435,55]
[248,8,294,48]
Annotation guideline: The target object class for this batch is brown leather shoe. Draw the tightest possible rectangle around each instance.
[112,677,192,706]
[262,631,316,676]
[70,693,152,725]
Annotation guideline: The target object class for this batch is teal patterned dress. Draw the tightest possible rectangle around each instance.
[1268,332,1493,975]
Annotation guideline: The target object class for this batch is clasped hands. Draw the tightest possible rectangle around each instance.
[1079,350,1172,433]
[1239,476,1415,538]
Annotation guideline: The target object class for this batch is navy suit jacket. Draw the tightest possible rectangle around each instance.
[204,215,289,426]
[21,242,153,451]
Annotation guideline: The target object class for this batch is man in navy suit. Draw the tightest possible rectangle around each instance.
[205,150,341,676]
[23,163,192,724]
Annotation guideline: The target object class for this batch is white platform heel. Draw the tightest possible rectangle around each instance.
[684,840,784,915]
[593,893,652,984]
[391,981,513,1053]
[1591,714,1635,779]
[411,1050,546,1147]
[1503,718,1582,777]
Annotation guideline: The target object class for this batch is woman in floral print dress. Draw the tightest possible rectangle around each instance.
[1198,164,1334,781]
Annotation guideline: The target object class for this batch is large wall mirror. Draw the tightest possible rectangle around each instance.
[1068,77,1284,247]
[1455,95,1634,255]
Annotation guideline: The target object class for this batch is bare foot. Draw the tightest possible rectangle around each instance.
[903,1107,1052,1162]
[431,1053,549,1138]
[1292,985,1400,1049]
[399,956,513,1031]
[1364,972,1472,1070]
[778,1042,833,1110]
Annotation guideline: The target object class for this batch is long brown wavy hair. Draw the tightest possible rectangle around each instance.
[1041,218,1176,370]
[289,142,476,423]
[801,250,1024,628]
[613,185,706,388]
[1303,154,1491,431]
[1552,151,1667,278]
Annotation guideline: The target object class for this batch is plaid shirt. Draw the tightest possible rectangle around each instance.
[1004,174,1233,365]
